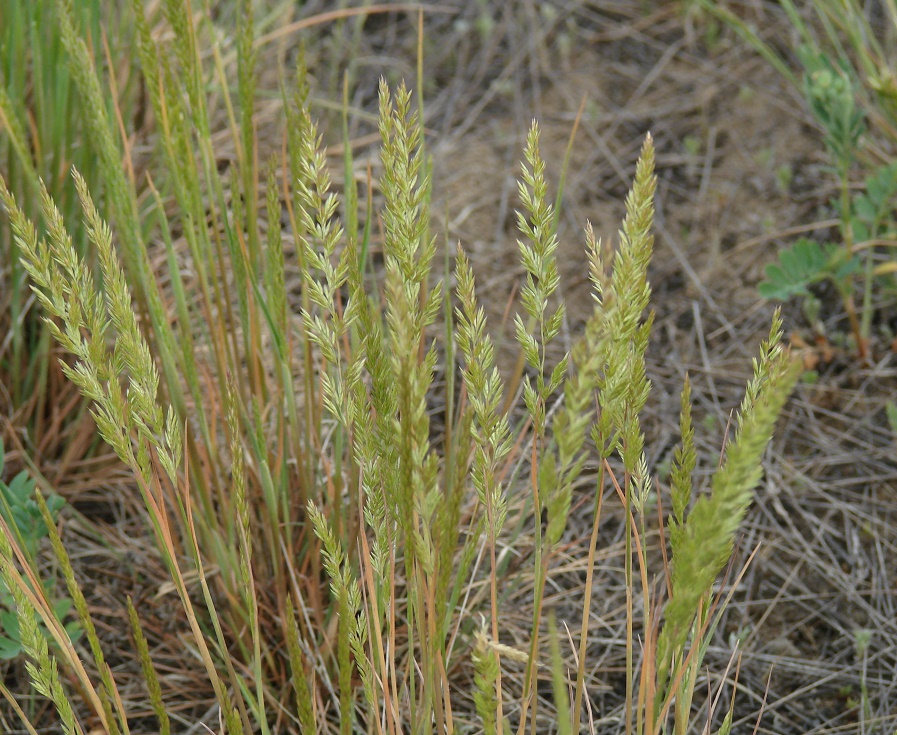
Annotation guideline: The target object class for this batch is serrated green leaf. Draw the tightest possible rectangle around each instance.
[759,265,809,299]
[759,239,830,300]
[865,162,897,205]
[46,495,65,516]
[11,508,32,531]
[853,196,877,223]
[830,253,862,281]
[7,472,34,502]
[852,220,871,243]
[778,246,802,277]
[0,635,22,660]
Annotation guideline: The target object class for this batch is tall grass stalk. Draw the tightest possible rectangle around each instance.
[0,0,136,447]
[0,2,799,733]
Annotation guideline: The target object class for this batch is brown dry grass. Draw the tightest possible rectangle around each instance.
[1,1,896,733]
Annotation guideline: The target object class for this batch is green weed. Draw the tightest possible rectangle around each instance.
[704,0,897,358]
[0,441,78,662]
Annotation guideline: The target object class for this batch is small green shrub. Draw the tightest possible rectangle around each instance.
[760,43,897,354]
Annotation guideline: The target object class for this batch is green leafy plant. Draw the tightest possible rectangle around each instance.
[758,153,897,355]
[759,238,856,301]
[762,44,871,352]
[759,237,861,325]
[0,441,78,660]
[703,0,897,358]
[799,46,865,175]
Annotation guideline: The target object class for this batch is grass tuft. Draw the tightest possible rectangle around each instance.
[0,3,801,733]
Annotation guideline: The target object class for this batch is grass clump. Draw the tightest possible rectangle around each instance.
[0,0,138,465]
[0,2,799,733]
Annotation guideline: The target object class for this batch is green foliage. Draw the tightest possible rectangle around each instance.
[851,162,897,243]
[0,447,64,561]
[798,45,865,172]
[704,0,897,357]
[756,121,897,352]
[0,442,78,662]
[759,237,860,300]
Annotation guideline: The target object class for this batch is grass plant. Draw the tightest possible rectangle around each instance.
[0,2,800,733]
[0,0,140,473]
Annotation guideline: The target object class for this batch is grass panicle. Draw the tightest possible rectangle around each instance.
[0,525,81,735]
[472,625,501,735]
[126,597,171,735]
[653,312,800,732]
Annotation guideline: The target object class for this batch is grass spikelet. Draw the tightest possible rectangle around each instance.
[513,120,572,729]
[514,121,567,433]
[127,597,171,735]
[669,376,696,552]
[546,232,609,547]
[455,243,512,729]
[285,598,317,735]
[378,78,442,583]
[472,626,500,735]
[37,492,122,735]
[601,134,656,476]
[307,501,361,735]
[454,245,512,538]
